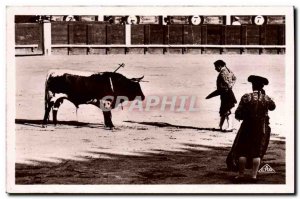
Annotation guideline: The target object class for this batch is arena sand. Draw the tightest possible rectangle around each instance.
[14,54,286,184]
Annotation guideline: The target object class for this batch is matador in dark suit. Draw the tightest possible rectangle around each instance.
[207,60,237,131]
[227,75,276,182]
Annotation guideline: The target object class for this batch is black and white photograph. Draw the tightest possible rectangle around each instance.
[6,6,294,194]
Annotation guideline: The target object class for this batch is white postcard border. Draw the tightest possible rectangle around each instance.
[6,6,295,194]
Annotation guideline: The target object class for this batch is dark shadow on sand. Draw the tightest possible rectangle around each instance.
[15,141,285,185]
[15,119,103,129]
[124,120,232,132]
[16,119,233,132]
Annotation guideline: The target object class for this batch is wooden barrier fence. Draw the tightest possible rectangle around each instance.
[15,23,43,55]
[15,22,285,55]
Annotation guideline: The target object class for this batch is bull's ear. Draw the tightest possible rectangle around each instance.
[131,75,144,82]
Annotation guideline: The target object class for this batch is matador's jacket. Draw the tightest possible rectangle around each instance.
[226,90,276,170]
[217,67,237,116]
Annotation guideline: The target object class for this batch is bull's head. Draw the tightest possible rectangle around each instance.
[110,73,146,104]
[127,75,145,101]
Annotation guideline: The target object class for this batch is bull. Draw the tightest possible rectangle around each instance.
[42,69,145,129]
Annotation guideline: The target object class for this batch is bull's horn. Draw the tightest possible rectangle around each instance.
[137,75,144,81]
[131,75,144,82]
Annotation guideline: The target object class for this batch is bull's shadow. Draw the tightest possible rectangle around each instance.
[124,120,232,132]
[15,119,231,132]
[15,119,104,129]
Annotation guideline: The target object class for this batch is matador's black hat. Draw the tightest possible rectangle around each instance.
[214,60,226,67]
[248,75,269,85]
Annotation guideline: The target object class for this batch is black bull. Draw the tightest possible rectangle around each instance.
[43,70,145,128]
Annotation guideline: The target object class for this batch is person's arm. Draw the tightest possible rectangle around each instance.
[265,95,276,111]
[235,94,250,120]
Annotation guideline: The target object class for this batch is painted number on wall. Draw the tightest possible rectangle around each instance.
[254,15,265,25]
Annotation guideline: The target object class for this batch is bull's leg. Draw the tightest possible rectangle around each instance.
[43,101,54,127]
[96,99,114,129]
[102,111,114,129]
[52,98,64,126]
[52,109,58,126]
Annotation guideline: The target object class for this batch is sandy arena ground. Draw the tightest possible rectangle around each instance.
[14,54,286,184]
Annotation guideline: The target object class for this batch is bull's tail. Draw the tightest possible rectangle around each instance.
[43,72,52,125]
[44,80,48,111]
[44,74,50,112]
